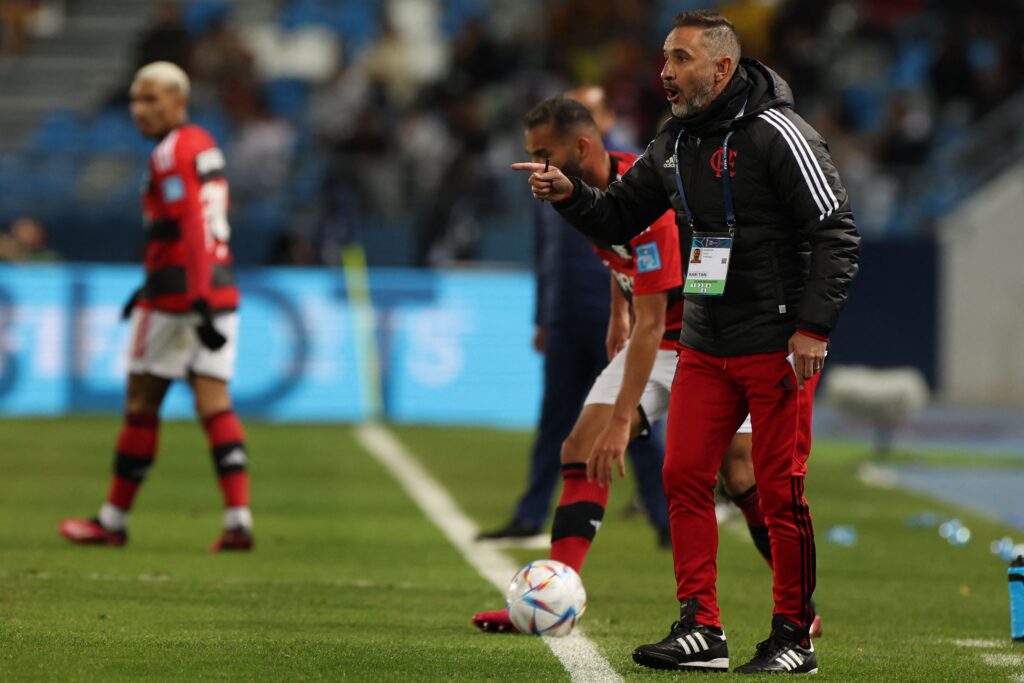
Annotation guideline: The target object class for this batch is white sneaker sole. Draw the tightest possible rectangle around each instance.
[681,658,730,671]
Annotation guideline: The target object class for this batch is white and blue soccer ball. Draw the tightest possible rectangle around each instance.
[506,559,587,637]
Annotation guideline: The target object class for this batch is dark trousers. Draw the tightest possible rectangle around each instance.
[513,320,669,530]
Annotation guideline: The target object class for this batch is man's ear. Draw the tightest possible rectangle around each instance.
[715,56,734,84]
[576,134,593,161]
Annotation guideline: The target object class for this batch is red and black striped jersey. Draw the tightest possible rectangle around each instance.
[139,124,238,314]
[590,151,683,350]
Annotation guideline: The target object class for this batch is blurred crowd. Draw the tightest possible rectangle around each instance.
[0,216,59,262]
[3,0,1023,266]
[0,0,62,55]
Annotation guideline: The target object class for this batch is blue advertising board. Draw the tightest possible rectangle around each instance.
[0,265,542,428]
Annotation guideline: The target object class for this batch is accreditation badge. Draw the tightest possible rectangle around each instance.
[683,234,733,296]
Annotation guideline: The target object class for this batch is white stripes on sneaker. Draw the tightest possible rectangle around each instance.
[776,649,805,671]
[676,631,717,655]
[757,108,840,221]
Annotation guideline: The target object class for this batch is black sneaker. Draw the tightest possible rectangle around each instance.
[734,616,818,674]
[475,520,542,541]
[632,599,729,672]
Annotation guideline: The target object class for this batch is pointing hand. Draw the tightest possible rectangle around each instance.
[511,162,574,203]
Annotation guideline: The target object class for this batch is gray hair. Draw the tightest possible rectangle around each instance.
[673,10,741,63]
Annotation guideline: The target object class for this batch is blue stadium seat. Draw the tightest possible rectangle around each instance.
[276,1,378,56]
[441,0,488,38]
[264,79,312,120]
[329,2,379,47]
[87,109,150,155]
[30,109,83,154]
[0,156,35,216]
[288,154,326,205]
[278,0,327,31]
[841,85,885,134]
[890,41,933,90]
[42,158,78,192]
[184,0,229,36]
[190,107,233,147]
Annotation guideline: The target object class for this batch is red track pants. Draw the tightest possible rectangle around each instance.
[663,346,818,629]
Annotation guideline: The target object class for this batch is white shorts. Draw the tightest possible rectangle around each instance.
[127,308,238,382]
[583,342,752,434]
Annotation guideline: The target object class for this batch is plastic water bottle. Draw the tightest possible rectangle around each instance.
[826,525,858,547]
[1010,555,1024,642]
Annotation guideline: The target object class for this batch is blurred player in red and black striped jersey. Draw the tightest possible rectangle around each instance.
[59,62,252,552]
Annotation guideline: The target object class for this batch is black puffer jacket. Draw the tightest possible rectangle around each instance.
[553,59,861,357]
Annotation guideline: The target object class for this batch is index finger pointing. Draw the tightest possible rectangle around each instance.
[511,162,548,172]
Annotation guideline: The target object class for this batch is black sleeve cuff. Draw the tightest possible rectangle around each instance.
[796,320,832,339]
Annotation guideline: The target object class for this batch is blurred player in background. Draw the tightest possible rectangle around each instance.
[565,84,639,155]
[58,61,253,552]
[476,94,670,546]
[473,96,760,634]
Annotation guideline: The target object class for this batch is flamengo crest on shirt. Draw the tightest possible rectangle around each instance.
[710,147,738,178]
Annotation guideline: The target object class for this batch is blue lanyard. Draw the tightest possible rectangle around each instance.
[672,129,737,232]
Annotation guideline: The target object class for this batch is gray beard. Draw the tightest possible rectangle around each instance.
[670,76,716,118]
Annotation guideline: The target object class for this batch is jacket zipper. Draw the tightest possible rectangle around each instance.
[690,135,724,349]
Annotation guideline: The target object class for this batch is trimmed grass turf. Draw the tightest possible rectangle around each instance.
[396,425,1024,682]
[1,417,1022,681]
[1,418,566,681]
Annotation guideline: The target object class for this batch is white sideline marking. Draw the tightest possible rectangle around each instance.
[1009,674,1024,682]
[981,654,1024,667]
[355,423,623,683]
[949,638,1004,648]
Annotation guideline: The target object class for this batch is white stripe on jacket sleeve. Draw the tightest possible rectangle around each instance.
[758,109,840,221]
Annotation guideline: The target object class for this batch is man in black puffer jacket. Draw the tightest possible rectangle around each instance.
[513,10,859,676]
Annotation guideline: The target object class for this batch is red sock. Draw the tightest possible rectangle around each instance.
[550,463,609,574]
[107,413,160,510]
[731,484,772,566]
[202,410,249,508]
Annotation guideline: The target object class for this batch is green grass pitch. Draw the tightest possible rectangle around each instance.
[1,417,1021,681]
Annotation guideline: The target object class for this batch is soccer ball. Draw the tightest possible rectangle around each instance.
[505,559,587,636]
